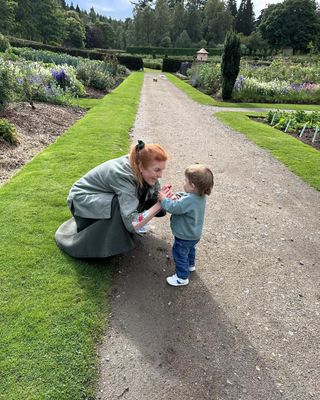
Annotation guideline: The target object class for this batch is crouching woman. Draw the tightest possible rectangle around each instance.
[55,141,169,258]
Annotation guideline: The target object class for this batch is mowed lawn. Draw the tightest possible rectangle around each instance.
[0,72,144,399]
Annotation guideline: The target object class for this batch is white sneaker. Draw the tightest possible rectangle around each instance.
[166,274,189,286]
[189,265,196,272]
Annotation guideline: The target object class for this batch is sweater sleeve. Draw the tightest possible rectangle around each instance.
[160,195,190,215]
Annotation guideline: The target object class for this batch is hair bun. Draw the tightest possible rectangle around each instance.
[137,140,145,151]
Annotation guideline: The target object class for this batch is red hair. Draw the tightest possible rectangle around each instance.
[129,143,168,186]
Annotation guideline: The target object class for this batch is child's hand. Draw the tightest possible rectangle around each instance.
[160,184,173,199]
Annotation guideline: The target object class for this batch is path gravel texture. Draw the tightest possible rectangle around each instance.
[96,73,320,400]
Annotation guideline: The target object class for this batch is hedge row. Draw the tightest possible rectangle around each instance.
[6,36,143,70]
[127,46,222,57]
[7,36,121,59]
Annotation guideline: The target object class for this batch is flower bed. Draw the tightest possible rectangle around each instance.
[251,110,320,151]
[189,58,320,104]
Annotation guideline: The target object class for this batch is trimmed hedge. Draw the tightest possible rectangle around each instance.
[6,36,124,59]
[127,46,222,56]
[118,55,143,71]
[143,60,162,70]
[162,58,182,73]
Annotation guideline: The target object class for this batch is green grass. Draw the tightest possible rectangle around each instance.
[70,97,103,109]
[0,71,144,399]
[165,73,320,111]
[215,112,320,191]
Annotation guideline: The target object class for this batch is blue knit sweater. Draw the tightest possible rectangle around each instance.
[161,192,206,240]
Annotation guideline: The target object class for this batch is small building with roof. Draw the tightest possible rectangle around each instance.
[196,48,209,61]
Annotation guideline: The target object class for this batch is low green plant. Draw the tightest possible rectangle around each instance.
[76,62,116,90]
[0,118,19,145]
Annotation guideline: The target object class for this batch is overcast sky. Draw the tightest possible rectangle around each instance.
[66,0,283,20]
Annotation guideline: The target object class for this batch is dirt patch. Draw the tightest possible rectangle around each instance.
[249,116,320,151]
[0,102,86,186]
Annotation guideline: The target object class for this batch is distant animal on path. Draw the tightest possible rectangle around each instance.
[153,77,158,82]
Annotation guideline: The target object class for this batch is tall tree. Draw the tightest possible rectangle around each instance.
[185,0,202,43]
[134,5,155,45]
[131,0,154,8]
[89,6,97,22]
[186,0,207,9]
[236,0,254,36]
[96,20,115,48]
[175,29,192,47]
[14,0,38,39]
[171,1,186,44]
[154,0,171,46]
[64,10,85,47]
[221,30,241,99]
[259,0,320,52]
[227,0,237,17]
[0,0,17,34]
[202,0,233,46]
[35,0,66,44]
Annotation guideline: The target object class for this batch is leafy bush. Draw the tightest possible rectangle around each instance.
[0,118,18,145]
[0,34,10,53]
[0,61,16,110]
[198,63,221,93]
[76,62,115,90]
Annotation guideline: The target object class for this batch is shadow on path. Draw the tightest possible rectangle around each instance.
[97,235,282,400]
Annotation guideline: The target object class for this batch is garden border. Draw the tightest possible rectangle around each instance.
[0,72,144,399]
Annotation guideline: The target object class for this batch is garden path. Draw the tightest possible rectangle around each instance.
[97,73,320,400]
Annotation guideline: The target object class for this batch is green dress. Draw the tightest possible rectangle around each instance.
[55,155,161,258]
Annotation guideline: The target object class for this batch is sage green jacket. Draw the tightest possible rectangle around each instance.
[67,155,159,233]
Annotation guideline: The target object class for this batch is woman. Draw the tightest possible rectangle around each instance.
[55,140,169,258]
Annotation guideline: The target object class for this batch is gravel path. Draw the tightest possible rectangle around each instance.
[97,73,320,400]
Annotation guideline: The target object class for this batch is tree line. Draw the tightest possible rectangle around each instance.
[0,0,319,53]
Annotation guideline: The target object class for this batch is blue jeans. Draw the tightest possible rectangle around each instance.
[172,237,199,280]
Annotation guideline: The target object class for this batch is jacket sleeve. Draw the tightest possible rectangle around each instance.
[110,179,139,233]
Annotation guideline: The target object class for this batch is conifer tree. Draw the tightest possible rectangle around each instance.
[0,0,17,34]
[227,0,237,17]
[236,0,254,36]
[221,30,241,100]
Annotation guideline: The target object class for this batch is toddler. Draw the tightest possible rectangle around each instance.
[158,164,214,286]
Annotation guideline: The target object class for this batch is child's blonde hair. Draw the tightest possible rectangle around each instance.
[185,164,214,196]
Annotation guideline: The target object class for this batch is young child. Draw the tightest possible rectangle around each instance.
[158,164,214,286]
